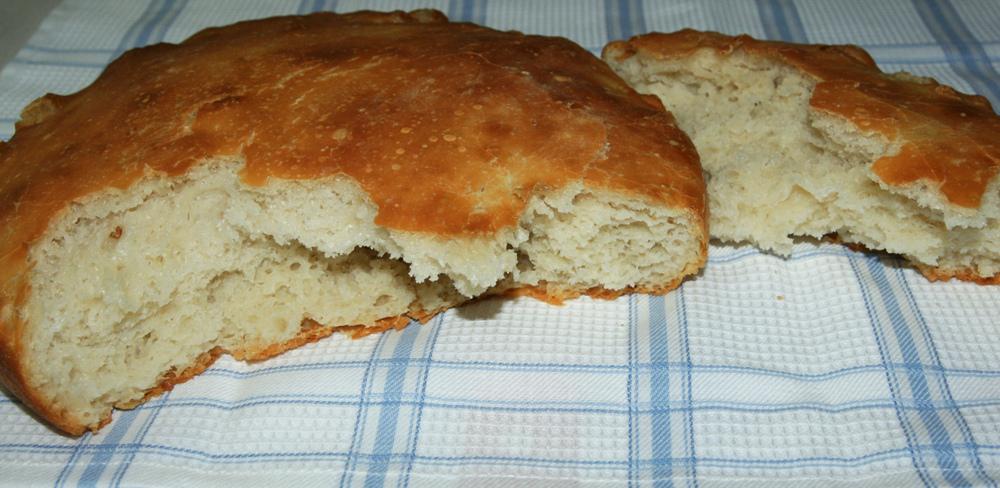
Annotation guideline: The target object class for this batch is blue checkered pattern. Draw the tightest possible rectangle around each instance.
[2,0,1000,486]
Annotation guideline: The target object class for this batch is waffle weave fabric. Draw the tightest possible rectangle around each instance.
[1,0,1000,486]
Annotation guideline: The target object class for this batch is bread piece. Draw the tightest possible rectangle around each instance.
[604,30,1000,282]
[0,11,706,435]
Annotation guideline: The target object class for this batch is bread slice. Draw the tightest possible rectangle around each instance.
[604,29,1000,283]
[0,11,707,435]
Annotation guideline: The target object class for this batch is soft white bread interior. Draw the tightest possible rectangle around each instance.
[0,11,706,435]
[604,30,1000,282]
[28,158,701,433]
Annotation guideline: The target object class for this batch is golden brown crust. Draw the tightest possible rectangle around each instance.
[917,265,1000,285]
[115,347,226,411]
[504,264,702,305]
[604,29,1000,210]
[333,316,417,340]
[0,11,702,250]
[504,282,677,305]
[0,11,706,436]
[824,233,1000,285]
[101,314,425,433]
[60,272,705,436]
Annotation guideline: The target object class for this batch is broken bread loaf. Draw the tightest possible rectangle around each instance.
[604,29,1000,283]
[0,11,707,435]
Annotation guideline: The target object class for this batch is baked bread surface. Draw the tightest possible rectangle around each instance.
[604,29,1000,282]
[0,11,706,434]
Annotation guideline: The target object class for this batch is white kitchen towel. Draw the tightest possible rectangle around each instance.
[1,0,1000,486]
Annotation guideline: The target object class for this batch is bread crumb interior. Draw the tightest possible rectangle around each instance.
[25,160,700,427]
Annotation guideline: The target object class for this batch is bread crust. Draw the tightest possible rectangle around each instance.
[604,29,1000,211]
[823,233,1000,285]
[0,11,706,435]
[68,267,708,436]
[918,266,1000,285]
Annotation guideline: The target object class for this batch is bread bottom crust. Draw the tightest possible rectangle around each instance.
[97,315,417,433]
[503,277,691,304]
[826,234,999,284]
[87,276,697,434]
[916,265,1000,285]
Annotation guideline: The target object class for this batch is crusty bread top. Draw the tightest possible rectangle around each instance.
[0,8,703,284]
[604,29,1000,211]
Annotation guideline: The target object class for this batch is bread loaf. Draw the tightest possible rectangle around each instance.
[604,30,1000,283]
[0,11,706,435]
